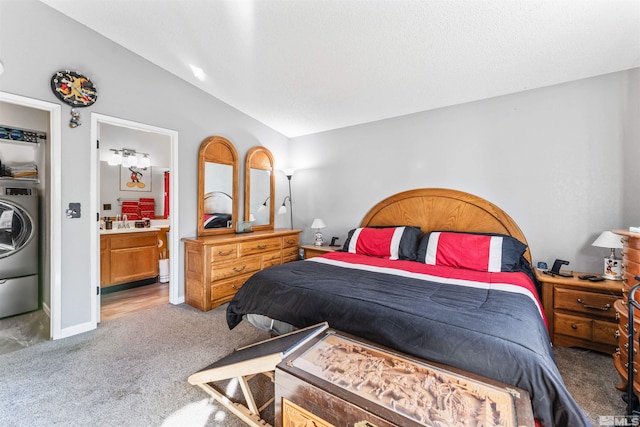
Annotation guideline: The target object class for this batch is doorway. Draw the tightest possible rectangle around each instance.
[0,91,62,341]
[90,114,179,325]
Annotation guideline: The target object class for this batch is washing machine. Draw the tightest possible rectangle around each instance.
[0,191,38,318]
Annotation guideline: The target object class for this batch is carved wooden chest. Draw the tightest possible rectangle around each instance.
[275,330,534,427]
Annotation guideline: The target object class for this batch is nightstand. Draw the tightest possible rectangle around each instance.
[536,270,621,354]
[300,244,341,259]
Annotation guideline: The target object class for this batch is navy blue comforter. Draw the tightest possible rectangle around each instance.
[227,253,590,427]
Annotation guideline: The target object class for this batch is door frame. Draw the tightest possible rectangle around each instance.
[0,91,62,339]
[90,113,179,326]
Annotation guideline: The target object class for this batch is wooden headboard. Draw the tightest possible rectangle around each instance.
[360,188,531,262]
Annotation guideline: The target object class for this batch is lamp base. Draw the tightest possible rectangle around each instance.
[314,231,324,246]
[603,257,622,280]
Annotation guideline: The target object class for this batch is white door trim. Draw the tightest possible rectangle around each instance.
[0,91,62,339]
[90,114,180,328]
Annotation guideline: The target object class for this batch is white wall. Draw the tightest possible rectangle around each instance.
[289,70,640,274]
[0,0,290,332]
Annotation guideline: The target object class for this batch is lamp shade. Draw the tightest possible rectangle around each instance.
[281,168,296,178]
[311,218,327,229]
[592,231,623,249]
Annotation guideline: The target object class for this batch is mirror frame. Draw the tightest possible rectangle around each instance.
[197,136,239,237]
[244,146,275,231]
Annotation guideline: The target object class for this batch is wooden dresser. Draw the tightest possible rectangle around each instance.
[613,230,640,400]
[182,229,300,311]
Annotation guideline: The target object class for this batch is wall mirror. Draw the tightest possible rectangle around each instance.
[244,146,275,231]
[198,136,239,237]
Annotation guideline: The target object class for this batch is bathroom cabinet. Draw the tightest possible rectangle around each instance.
[100,230,159,287]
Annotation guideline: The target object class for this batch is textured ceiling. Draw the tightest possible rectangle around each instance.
[40,0,640,137]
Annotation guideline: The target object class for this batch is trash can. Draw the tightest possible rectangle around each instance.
[159,258,170,283]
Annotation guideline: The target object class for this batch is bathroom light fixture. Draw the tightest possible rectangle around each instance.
[108,148,150,168]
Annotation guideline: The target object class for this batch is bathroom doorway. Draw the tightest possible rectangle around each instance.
[90,114,179,324]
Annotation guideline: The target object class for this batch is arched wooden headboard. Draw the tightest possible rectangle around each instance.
[360,188,531,262]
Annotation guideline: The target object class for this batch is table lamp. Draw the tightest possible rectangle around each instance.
[311,218,327,246]
[591,230,623,280]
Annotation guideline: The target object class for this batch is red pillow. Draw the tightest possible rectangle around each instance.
[342,226,422,260]
[417,231,527,272]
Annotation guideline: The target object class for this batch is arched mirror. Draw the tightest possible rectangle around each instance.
[244,146,275,231]
[197,136,239,237]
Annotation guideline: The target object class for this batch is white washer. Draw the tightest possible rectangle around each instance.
[0,193,38,318]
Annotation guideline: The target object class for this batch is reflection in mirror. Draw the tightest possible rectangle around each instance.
[198,136,238,236]
[244,146,275,231]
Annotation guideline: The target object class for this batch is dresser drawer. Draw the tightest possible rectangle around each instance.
[624,237,640,251]
[262,251,282,268]
[238,237,282,257]
[210,243,238,262]
[623,258,640,277]
[283,246,300,263]
[554,287,617,320]
[211,275,247,305]
[623,245,640,264]
[212,256,262,281]
[283,234,300,248]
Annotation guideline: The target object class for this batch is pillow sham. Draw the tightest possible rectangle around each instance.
[416,231,527,272]
[342,226,422,260]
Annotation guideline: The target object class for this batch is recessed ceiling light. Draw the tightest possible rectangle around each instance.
[189,64,206,82]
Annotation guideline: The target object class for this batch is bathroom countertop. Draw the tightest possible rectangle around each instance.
[100,226,161,235]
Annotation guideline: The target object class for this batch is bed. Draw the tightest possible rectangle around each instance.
[226,188,590,427]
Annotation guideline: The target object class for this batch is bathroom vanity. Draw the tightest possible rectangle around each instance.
[100,228,160,287]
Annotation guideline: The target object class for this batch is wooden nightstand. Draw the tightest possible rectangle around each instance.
[300,244,341,259]
[536,270,622,354]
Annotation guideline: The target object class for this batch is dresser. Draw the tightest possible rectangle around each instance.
[182,229,300,311]
[537,270,621,354]
[613,230,640,400]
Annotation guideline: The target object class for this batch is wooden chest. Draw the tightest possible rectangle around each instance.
[275,330,534,427]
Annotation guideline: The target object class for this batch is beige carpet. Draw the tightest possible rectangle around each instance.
[0,303,627,426]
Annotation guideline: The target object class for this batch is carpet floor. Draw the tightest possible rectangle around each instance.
[0,303,627,426]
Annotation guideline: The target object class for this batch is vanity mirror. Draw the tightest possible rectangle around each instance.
[244,146,275,231]
[197,136,239,237]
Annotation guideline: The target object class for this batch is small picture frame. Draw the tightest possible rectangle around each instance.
[235,221,253,234]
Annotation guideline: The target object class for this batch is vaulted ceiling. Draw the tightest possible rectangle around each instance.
[40,0,640,137]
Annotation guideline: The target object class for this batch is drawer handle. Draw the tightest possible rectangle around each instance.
[624,363,638,375]
[616,330,621,339]
[232,265,247,273]
[577,298,611,311]
[256,244,268,249]
[285,239,296,244]
[617,312,620,320]
[571,324,578,330]
[217,249,234,256]
[232,284,238,290]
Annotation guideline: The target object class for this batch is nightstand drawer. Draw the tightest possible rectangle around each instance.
[555,312,617,345]
[554,288,617,320]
